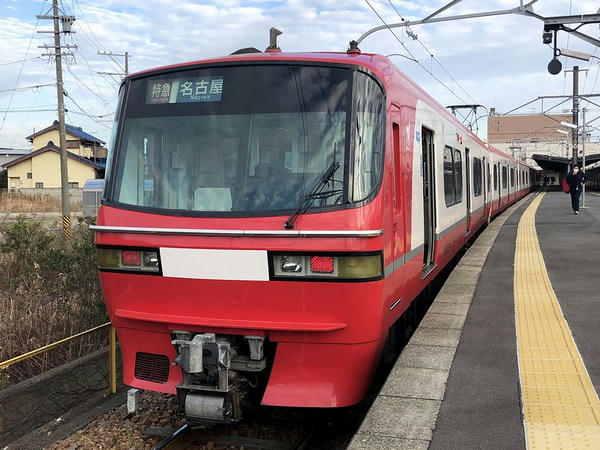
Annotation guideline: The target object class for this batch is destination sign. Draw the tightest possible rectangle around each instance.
[146,77,224,104]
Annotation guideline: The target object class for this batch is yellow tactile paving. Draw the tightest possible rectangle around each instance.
[514,193,600,449]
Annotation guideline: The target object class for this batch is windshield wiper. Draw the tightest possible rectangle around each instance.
[284,161,340,229]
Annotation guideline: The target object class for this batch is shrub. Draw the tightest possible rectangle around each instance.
[0,217,108,386]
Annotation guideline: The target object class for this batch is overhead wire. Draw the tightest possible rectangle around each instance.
[0,56,43,67]
[71,0,125,76]
[363,0,469,122]
[562,0,574,95]
[66,66,109,105]
[9,64,54,148]
[0,84,56,95]
[0,0,48,133]
[58,1,105,100]
[64,93,111,129]
[386,0,479,106]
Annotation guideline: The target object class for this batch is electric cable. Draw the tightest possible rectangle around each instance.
[363,0,470,122]
[387,0,479,106]
[0,0,48,133]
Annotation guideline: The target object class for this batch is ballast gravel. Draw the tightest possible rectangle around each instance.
[47,391,185,450]
[45,390,310,449]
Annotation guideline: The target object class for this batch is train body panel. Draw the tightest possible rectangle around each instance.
[94,51,534,416]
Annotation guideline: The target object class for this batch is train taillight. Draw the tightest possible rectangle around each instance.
[97,248,160,274]
[271,253,382,281]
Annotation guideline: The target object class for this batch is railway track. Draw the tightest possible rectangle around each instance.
[153,424,315,450]
[150,404,365,450]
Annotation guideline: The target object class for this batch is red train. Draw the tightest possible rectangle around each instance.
[92,48,533,422]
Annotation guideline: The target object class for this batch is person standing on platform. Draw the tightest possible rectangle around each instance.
[566,165,586,214]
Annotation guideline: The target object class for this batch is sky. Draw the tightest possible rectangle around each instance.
[1,0,599,150]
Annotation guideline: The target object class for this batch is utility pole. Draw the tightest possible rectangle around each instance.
[582,107,586,208]
[97,50,130,80]
[572,65,579,166]
[38,0,76,239]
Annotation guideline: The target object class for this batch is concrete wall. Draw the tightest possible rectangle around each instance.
[15,187,84,202]
[7,151,96,189]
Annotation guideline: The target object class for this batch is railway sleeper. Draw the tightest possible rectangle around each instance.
[171,331,268,424]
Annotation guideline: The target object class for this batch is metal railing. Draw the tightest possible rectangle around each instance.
[0,322,118,395]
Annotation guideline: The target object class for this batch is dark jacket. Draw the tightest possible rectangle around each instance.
[566,171,586,191]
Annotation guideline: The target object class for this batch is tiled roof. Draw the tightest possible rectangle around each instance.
[0,148,29,155]
[25,121,106,145]
[1,143,104,170]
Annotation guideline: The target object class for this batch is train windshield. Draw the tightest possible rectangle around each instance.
[108,64,383,215]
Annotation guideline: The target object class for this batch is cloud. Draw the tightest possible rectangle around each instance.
[0,0,598,147]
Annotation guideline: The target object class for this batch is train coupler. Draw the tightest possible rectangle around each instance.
[171,331,265,422]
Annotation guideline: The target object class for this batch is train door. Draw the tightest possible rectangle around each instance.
[421,127,435,270]
[391,108,405,297]
[465,148,471,234]
[486,159,491,221]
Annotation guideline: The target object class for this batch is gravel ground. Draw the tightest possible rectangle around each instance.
[45,389,355,450]
[47,391,185,450]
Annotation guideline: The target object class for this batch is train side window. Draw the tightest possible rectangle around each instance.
[494,165,498,191]
[473,157,482,197]
[454,149,462,204]
[510,168,515,187]
[487,162,491,192]
[443,146,455,206]
[393,122,401,212]
[502,166,507,189]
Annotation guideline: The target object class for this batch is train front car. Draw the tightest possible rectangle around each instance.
[93,53,397,422]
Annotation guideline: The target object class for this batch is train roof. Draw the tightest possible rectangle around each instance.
[129,51,532,169]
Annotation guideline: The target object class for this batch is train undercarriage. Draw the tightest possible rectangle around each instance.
[170,331,271,423]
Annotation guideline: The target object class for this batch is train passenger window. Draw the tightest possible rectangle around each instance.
[510,168,515,187]
[502,166,507,189]
[352,72,385,202]
[487,162,491,192]
[454,149,462,203]
[443,146,462,207]
[473,157,482,197]
[494,165,498,191]
[443,147,455,206]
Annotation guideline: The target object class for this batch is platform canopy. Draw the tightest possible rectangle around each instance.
[532,153,600,174]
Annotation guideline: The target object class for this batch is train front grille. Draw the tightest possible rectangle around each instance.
[134,352,170,383]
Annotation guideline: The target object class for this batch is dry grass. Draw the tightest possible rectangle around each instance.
[0,193,82,213]
[0,218,107,388]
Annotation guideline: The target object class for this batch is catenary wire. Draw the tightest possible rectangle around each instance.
[386,0,479,106]
[363,0,470,122]
[0,0,48,133]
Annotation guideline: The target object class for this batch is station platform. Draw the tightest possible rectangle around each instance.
[350,191,600,449]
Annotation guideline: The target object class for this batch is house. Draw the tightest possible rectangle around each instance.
[2,143,103,191]
[26,120,107,161]
[0,148,29,170]
[487,110,600,167]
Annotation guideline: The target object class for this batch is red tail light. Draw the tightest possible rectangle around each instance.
[122,250,142,266]
[310,256,334,273]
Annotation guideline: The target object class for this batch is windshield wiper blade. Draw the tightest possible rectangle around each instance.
[284,161,340,229]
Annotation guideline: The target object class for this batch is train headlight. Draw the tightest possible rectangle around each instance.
[271,252,382,281]
[97,247,161,274]
[337,254,382,279]
[281,255,303,273]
